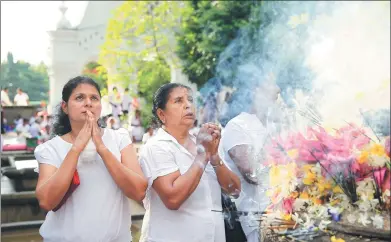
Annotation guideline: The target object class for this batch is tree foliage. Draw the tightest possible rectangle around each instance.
[82,61,108,90]
[100,1,189,127]
[0,52,49,102]
[100,1,190,87]
[176,1,258,87]
[135,58,171,128]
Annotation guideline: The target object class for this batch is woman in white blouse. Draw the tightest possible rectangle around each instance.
[139,83,241,242]
[34,76,148,242]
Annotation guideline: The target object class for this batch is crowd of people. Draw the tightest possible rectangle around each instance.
[2,110,52,143]
[26,74,284,242]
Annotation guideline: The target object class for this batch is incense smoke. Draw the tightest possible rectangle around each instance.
[204,1,390,134]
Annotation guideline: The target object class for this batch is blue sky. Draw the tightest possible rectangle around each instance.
[1,1,88,64]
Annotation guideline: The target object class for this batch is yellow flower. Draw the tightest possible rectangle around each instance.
[269,165,280,186]
[358,150,369,164]
[331,236,345,242]
[303,171,317,185]
[312,197,323,205]
[330,199,340,206]
[370,144,386,156]
[287,149,298,159]
[283,213,292,221]
[290,191,299,198]
[300,191,309,199]
[333,186,343,194]
[302,164,313,172]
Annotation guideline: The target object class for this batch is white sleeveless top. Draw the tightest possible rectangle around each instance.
[34,128,133,242]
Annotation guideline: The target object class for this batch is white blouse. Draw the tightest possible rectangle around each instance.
[139,128,225,242]
[34,128,133,242]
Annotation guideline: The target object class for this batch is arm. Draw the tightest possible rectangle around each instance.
[35,147,81,211]
[151,153,209,210]
[228,145,260,185]
[97,144,148,202]
[36,117,92,211]
[211,155,241,198]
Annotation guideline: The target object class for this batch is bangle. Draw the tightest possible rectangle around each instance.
[211,159,223,168]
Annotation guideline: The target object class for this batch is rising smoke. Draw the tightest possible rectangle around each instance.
[207,1,390,133]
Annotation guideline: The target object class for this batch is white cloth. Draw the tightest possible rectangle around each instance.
[131,117,144,141]
[122,93,132,111]
[218,112,271,239]
[34,128,133,242]
[139,128,225,242]
[1,90,12,106]
[29,122,41,138]
[14,92,29,106]
[141,132,153,144]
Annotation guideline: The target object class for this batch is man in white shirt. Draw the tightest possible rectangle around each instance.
[141,126,154,144]
[219,77,281,242]
[121,88,132,116]
[14,88,29,106]
[1,88,12,106]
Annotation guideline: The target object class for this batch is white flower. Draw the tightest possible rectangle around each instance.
[371,214,384,229]
[303,213,315,228]
[293,198,307,211]
[358,200,372,212]
[318,220,331,230]
[346,213,357,224]
[370,199,379,209]
[358,213,371,226]
[292,212,303,224]
[369,155,387,167]
[316,205,329,218]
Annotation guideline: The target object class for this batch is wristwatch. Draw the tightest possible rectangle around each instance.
[211,159,223,168]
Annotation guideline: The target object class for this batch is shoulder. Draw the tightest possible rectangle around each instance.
[34,137,62,159]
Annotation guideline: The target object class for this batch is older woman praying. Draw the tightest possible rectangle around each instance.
[139,83,241,242]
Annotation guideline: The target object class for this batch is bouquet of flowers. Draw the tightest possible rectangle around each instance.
[262,123,391,241]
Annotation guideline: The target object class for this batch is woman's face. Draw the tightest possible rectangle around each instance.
[158,87,196,129]
[62,83,102,123]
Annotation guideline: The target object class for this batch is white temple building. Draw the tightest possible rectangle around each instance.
[47,1,194,112]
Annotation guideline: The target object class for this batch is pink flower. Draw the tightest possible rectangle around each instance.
[385,136,390,157]
[283,197,295,214]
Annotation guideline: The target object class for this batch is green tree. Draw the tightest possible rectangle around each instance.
[176,1,259,87]
[0,52,49,102]
[82,61,108,89]
[100,1,191,87]
[100,1,190,127]
[134,57,170,128]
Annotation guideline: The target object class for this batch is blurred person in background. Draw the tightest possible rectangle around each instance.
[141,126,154,145]
[219,75,281,242]
[29,119,42,138]
[14,88,30,106]
[109,86,122,123]
[121,88,132,118]
[1,87,12,106]
[16,118,30,136]
[131,109,144,142]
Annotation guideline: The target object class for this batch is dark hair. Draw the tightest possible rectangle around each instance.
[51,76,102,137]
[2,87,8,91]
[152,83,191,126]
[112,87,117,91]
[125,87,129,92]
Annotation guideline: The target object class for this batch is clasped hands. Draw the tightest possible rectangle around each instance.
[196,123,221,165]
[72,110,105,153]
